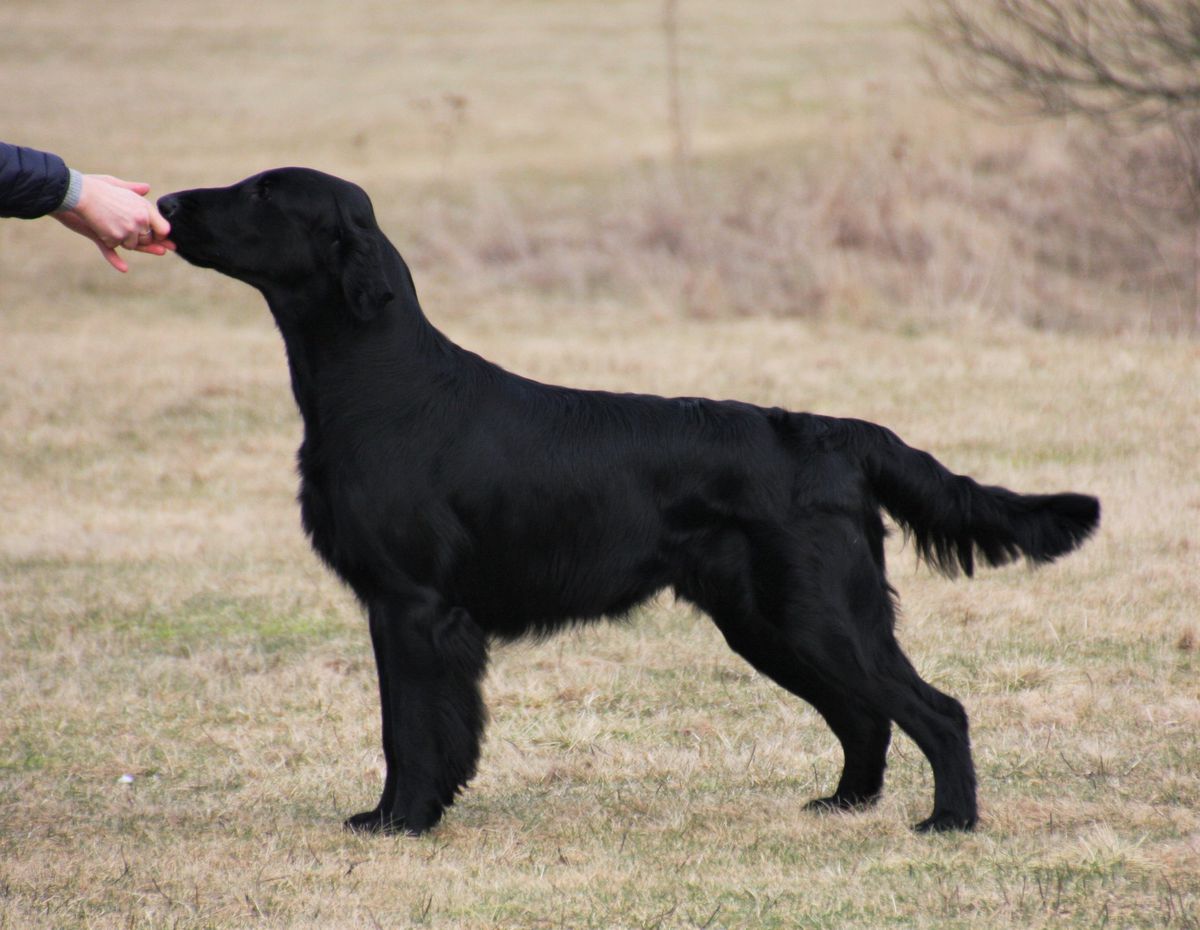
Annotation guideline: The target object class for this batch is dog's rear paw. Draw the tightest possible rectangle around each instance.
[913,810,977,833]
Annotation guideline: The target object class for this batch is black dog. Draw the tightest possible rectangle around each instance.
[159,168,1099,835]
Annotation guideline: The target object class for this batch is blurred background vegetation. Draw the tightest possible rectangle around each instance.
[2,3,1197,929]
[5,0,1200,335]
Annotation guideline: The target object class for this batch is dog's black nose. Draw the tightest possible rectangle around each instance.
[157,194,181,219]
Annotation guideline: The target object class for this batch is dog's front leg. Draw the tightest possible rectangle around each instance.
[343,602,400,833]
[344,593,488,835]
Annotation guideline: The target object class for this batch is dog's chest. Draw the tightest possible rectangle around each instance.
[293,439,426,594]
[294,439,371,581]
[296,464,341,567]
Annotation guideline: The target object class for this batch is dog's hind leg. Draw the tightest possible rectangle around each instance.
[681,529,891,814]
[715,593,975,830]
[345,592,488,835]
[705,605,891,813]
[865,647,977,832]
[801,702,892,813]
[776,522,977,833]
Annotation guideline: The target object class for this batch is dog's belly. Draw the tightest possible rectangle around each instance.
[440,510,674,638]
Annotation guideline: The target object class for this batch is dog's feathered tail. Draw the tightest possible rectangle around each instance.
[835,418,1100,577]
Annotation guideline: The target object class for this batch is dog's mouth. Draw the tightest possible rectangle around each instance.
[157,204,221,269]
[166,233,222,270]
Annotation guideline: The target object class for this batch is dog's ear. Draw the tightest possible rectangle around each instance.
[334,197,394,321]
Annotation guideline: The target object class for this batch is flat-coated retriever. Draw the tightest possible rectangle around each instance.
[159,168,1099,835]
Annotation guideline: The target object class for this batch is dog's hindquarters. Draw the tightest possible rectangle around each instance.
[673,504,978,830]
[679,409,1099,831]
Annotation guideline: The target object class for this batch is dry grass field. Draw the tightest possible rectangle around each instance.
[2,1,1198,928]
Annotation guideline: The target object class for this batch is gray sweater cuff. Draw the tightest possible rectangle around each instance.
[55,168,83,212]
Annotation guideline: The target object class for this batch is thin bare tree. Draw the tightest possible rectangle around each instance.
[924,0,1200,124]
[924,0,1200,328]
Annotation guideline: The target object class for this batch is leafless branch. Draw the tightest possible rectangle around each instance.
[924,0,1200,125]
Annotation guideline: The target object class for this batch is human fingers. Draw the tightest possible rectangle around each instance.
[93,175,152,196]
[120,227,144,250]
[55,205,135,271]
[97,242,129,273]
[122,204,160,249]
[131,241,169,256]
[147,201,171,239]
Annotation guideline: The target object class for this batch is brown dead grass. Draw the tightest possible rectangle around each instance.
[2,1,1199,928]
[2,303,1197,929]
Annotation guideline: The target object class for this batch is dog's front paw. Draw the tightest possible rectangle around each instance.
[913,810,977,833]
[344,808,406,835]
[803,792,879,814]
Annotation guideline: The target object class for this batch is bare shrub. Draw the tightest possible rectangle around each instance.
[403,127,1199,333]
[923,0,1200,330]
[923,0,1200,124]
[409,166,827,320]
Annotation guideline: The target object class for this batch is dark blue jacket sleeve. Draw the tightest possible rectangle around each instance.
[0,143,71,219]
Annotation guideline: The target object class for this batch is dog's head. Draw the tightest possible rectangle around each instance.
[159,167,394,320]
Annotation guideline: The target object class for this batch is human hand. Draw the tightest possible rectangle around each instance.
[53,174,173,273]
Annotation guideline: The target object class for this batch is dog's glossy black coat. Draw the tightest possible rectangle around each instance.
[160,168,1100,835]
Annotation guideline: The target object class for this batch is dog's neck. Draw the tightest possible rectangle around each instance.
[262,241,462,436]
